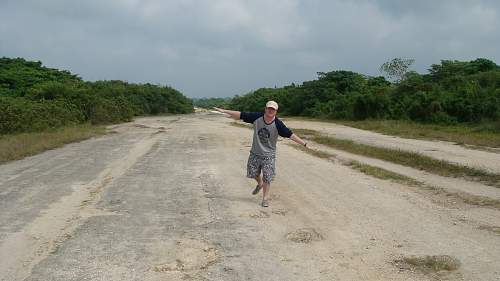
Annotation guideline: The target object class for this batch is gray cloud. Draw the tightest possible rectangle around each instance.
[1,0,499,98]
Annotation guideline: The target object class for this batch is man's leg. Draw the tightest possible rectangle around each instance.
[252,174,263,195]
[248,153,263,195]
[254,175,263,187]
[262,182,270,201]
[260,181,270,207]
[260,156,275,207]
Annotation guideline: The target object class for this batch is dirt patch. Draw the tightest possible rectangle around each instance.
[151,238,219,273]
[153,130,167,135]
[269,194,280,201]
[133,124,151,129]
[286,228,324,243]
[248,210,270,219]
[271,209,288,216]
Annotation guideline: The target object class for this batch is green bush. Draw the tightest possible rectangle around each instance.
[0,97,85,133]
[227,58,499,126]
[0,58,193,134]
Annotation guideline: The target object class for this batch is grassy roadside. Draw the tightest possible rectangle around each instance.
[287,142,334,159]
[286,117,500,149]
[394,255,461,278]
[0,124,106,164]
[401,255,460,271]
[292,128,500,188]
[290,141,500,210]
[346,160,422,187]
[346,161,500,210]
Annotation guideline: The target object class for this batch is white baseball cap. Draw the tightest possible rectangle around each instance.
[266,100,279,110]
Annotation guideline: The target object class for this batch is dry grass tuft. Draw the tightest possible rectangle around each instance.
[0,124,106,164]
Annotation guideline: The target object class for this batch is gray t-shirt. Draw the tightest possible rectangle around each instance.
[240,112,293,157]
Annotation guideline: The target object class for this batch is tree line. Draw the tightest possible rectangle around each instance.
[0,57,193,134]
[195,58,500,126]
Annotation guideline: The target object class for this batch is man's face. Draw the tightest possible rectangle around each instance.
[264,107,277,118]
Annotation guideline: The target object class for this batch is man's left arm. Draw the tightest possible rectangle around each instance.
[276,119,309,148]
[290,133,308,148]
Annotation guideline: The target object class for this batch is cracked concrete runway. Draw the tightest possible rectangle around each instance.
[1,113,500,280]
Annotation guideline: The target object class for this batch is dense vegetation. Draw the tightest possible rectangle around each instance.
[0,57,193,134]
[196,58,500,127]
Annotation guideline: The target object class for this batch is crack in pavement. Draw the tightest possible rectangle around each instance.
[0,133,161,281]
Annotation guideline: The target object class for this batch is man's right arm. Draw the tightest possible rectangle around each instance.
[213,107,241,120]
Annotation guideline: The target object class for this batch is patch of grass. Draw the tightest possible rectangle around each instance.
[294,128,500,188]
[356,160,500,209]
[292,141,500,210]
[288,117,500,149]
[460,193,500,209]
[347,160,422,186]
[287,143,334,159]
[401,255,461,272]
[292,128,318,137]
[478,225,500,234]
[346,161,500,209]
[339,119,500,148]
[0,124,106,164]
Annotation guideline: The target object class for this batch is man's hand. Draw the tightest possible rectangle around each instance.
[212,107,241,119]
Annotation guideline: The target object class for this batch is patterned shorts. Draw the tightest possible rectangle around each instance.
[246,153,276,184]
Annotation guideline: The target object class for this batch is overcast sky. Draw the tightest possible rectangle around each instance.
[1,0,499,98]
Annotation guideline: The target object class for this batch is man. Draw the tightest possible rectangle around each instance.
[214,101,309,207]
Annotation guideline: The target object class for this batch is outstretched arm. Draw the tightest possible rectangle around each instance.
[213,107,241,120]
[290,133,309,148]
[275,119,310,149]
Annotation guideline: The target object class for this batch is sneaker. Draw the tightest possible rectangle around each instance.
[261,199,269,207]
[252,184,262,195]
